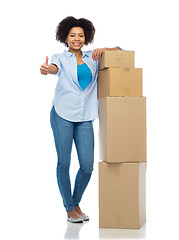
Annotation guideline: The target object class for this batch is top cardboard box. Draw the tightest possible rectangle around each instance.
[98,50,135,71]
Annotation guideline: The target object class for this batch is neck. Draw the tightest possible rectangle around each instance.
[68,48,82,58]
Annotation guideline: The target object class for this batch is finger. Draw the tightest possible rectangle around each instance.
[98,51,102,61]
[41,64,48,70]
[92,50,96,60]
[93,54,97,61]
[40,66,48,73]
[40,69,48,75]
[41,72,48,75]
[40,68,45,74]
[93,49,99,57]
[46,56,49,65]
[95,51,100,61]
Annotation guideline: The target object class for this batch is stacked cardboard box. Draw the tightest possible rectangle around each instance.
[98,50,146,229]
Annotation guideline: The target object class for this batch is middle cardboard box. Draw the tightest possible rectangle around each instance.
[99,96,146,163]
[97,68,143,99]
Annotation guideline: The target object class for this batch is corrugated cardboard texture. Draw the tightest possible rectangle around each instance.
[98,50,135,70]
[99,162,146,229]
[99,97,146,163]
[97,68,143,99]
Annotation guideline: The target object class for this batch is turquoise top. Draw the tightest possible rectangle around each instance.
[77,63,92,91]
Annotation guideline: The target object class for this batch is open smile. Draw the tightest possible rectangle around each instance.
[73,42,81,47]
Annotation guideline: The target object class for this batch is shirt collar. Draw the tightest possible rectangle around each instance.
[63,50,90,58]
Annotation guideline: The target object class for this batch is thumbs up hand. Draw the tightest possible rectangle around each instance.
[40,56,49,75]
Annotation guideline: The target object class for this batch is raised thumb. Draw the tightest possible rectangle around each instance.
[46,56,49,65]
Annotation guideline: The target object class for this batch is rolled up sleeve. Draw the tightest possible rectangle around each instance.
[50,54,62,73]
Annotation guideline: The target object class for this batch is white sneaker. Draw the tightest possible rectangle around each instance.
[67,216,84,223]
[81,213,89,221]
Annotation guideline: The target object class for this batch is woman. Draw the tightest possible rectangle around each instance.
[40,16,123,223]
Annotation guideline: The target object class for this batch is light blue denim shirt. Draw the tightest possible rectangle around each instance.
[50,50,99,122]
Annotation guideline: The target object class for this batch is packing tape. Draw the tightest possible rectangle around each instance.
[114,163,120,177]
[117,51,122,58]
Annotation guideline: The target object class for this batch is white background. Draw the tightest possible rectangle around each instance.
[0,0,179,239]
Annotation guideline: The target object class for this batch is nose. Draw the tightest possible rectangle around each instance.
[75,36,80,41]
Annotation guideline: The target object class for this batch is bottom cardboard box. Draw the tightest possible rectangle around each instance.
[99,161,146,229]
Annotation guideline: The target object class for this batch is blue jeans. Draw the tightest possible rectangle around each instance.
[50,106,94,212]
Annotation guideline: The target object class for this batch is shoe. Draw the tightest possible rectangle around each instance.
[67,216,84,223]
[80,213,89,221]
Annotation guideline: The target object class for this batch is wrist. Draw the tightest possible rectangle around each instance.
[49,64,58,74]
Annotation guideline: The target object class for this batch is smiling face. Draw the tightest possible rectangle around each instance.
[66,27,85,52]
